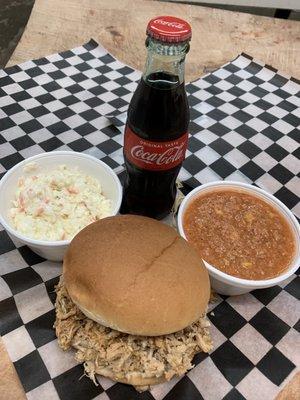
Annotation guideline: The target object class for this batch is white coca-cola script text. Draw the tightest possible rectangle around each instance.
[131,143,185,166]
[154,19,184,29]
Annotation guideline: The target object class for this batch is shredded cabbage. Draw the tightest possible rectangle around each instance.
[10,163,112,241]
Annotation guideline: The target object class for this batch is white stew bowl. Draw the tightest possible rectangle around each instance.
[177,181,300,296]
[0,151,122,261]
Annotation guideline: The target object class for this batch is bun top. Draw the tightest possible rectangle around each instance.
[63,215,210,336]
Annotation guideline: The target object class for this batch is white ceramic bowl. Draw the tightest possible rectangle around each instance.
[0,151,122,262]
[178,181,300,296]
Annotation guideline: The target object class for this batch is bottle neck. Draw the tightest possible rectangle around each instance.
[143,38,189,85]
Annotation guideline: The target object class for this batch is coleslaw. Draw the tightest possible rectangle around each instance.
[10,162,112,241]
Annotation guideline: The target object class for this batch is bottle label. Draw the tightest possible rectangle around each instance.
[124,125,188,171]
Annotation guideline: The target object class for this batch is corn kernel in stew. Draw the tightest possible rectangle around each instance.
[183,189,296,280]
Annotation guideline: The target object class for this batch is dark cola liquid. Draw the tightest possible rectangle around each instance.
[121,72,189,219]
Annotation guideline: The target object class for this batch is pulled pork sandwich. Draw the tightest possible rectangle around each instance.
[55,215,212,390]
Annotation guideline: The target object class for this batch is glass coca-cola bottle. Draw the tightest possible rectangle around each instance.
[121,16,191,219]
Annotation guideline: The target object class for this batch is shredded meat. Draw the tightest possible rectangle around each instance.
[54,279,213,390]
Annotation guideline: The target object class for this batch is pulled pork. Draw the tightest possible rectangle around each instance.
[54,279,213,389]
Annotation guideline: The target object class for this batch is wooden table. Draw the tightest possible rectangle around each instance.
[2,0,300,398]
[6,0,300,78]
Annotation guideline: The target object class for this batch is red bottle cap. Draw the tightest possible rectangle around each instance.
[146,16,192,43]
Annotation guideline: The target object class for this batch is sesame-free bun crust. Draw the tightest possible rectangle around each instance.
[95,367,167,388]
[63,215,210,336]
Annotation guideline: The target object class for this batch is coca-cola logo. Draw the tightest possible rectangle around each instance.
[124,126,188,171]
[154,19,184,29]
[131,143,185,166]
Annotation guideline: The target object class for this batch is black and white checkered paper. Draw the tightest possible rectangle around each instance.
[0,40,299,400]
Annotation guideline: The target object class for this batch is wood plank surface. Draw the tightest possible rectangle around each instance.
[275,372,300,400]
[2,0,300,399]
[0,338,25,400]
[7,0,300,79]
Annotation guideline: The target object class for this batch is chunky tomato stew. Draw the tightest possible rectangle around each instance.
[183,189,296,280]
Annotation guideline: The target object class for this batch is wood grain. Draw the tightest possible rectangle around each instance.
[7,0,300,79]
[2,0,299,398]
[0,338,25,400]
[275,372,300,400]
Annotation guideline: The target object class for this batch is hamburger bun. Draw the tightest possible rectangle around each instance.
[63,215,210,336]
[96,367,167,388]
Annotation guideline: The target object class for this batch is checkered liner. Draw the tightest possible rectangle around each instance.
[0,40,299,400]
